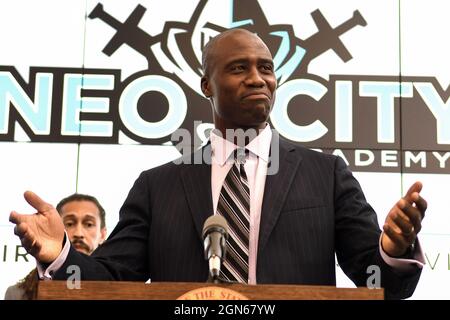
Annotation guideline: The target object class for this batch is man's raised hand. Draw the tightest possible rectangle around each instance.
[9,191,65,264]
[381,181,427,257]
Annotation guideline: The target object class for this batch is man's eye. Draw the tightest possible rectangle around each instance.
[65,222,73,227]
[261,64,273,72]
[231,65,245,72]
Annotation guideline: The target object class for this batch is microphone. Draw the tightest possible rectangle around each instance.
[202,215,229,282]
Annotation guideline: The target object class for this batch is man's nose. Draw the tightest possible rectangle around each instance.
[244,67,265,87]
[73,223,85,238]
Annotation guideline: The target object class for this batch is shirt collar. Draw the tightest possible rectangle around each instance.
[210,124,272,166]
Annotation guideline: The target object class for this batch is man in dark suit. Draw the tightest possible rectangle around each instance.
[10,29,427,299]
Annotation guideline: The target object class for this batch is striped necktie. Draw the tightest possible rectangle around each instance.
[217,149,250,283]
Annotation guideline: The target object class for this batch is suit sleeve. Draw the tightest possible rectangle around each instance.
[333,156,421,299]
[53,171,151,281]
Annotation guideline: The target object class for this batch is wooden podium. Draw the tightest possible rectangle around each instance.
[37,281,384,300]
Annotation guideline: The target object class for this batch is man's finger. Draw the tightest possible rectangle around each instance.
[398,199,422,232]
[21,231,36,250]
[383,224,410,251]
[23,191,53,214]
[9,211,22,224]
[413,194,427,219]
[391,209,413,232]
[14,223,38,252]
[14,222,28,237]
[27,239,40,257]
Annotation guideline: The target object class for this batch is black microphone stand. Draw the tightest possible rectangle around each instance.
[207,273,238,284]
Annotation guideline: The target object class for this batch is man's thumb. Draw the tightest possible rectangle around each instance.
[404,181,422,201]
[24,191,53,214]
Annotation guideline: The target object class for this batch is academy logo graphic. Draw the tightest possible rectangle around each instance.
[89,0,366,90]
[0,0,449,173]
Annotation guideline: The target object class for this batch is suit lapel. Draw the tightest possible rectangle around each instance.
[180,144,214,242]
[258,139,302,254]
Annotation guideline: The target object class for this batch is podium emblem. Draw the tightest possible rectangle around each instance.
[177,286,249,300]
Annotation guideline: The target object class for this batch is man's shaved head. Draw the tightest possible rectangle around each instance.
[201,28,270,76]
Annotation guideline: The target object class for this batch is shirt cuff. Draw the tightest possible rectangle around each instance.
[36,231,71,280]
[379,233,425,273]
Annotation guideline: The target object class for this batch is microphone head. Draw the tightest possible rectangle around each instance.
[202,215,229,239]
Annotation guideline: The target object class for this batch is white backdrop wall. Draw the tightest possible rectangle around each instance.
[0,0,449,299]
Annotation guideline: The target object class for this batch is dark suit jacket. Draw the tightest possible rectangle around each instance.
[54,138,421,299]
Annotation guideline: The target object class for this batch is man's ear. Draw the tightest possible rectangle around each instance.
[100,228,107,244]
[201,76,212,98]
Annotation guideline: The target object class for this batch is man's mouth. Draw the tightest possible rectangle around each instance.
[72,241,90,253]
[242,92,271,102]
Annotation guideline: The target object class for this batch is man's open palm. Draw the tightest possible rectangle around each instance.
[9,191,65,264]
